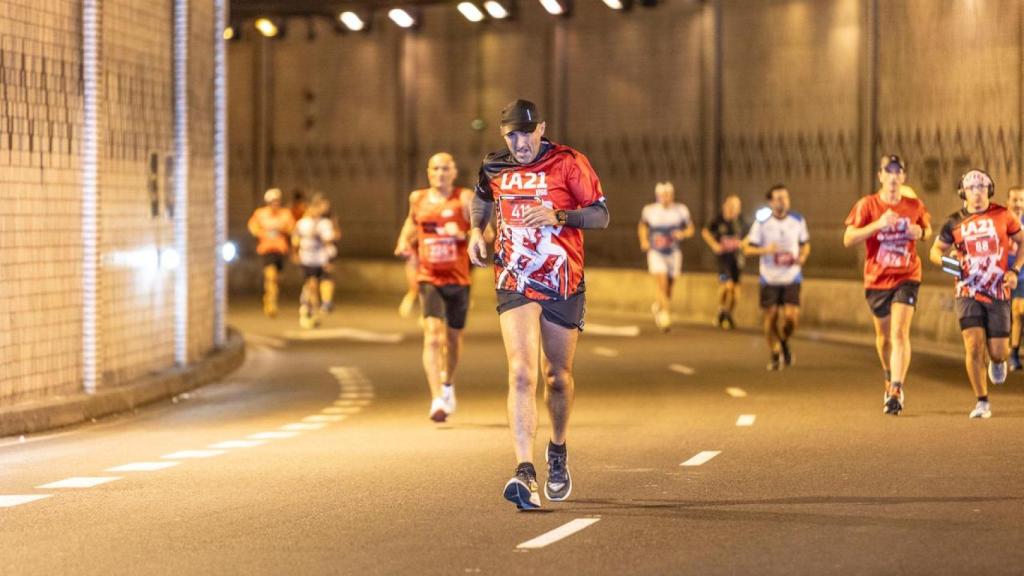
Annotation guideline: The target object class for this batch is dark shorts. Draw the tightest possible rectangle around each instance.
[496,290,586,331]
[760,283,801,309]
[1013,277,1024,300]
[302,265,324,280]
[865,282,920,318]
[262,252,286,271]
[956,297,1011,338]
[717,254,741,283]
[420,283,470,330]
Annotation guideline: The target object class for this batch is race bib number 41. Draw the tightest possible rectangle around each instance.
[499,195,544,227]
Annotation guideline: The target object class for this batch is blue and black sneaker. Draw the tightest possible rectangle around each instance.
[503,463,541,510]
[544,442,572,502]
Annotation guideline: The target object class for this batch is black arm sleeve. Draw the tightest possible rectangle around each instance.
[471,194,493,230]
[564,201,609,230]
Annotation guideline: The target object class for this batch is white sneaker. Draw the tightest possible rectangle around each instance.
[988,361,1008,385]
[969,400,992,419]
[650,303,661,327]
[656,310,671,332]
[440,384,456,415]
[429,397,447,422]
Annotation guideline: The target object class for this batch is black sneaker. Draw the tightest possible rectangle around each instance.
[1010,349,1022,371]
[503,464,541,510]
[544,444,572,501]
[766,353,781,371]
[722,314,736,330]
[781,340,793,367]
[883,391,903,416]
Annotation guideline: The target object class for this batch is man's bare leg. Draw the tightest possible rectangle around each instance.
[499,303,542,464]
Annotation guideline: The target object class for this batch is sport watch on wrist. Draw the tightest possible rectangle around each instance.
[555,210,568,226]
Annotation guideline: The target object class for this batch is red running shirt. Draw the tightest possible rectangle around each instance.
[938,204,1022,302]
[476,142,605,301]
[411,188,472,287]
[845,194,931,290]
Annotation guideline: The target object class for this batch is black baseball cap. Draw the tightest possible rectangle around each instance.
[879,154,905,173]
[500,99,541,135]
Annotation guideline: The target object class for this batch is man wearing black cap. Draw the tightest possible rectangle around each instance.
[468,99,609,510]
[843,155,932,415]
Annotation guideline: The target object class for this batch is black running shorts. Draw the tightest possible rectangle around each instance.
[301,265,325,280]
[759,283,801,309]
[262,252,286,271]
[496,290,586,331]
[956,297,1011,338]
[864,282,920,318]
[717,254,741,283]
[419,283,470,330]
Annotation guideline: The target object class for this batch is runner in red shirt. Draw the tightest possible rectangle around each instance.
[843,155,931,415]
[930,169,1024,419]
[395,153,474,423]
[468,99,609,510]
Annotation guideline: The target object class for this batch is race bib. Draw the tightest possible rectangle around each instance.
[773,252,797,267]
[421,237,457,267]
[499,195,544,227]
[652,232,674,252]
[720,237,740,253]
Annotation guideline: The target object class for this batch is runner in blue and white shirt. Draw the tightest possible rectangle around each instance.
[638,181,694,331]
[744,184,811,370]
[1008,187,1024,370]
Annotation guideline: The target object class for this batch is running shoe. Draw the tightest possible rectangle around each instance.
[721,314,736,330]
[969,400,992,419]
[1010,349,1022,371]
[503,465,541,510]
[429,397,447,423]
[398,292,417,318]
[656,310,671,333]
[544,444,572,501]
[651,303,662,328]
[883,391,903,416]
[781,339,794,367]
[320,301,334,314]
[713,310,725,328]
[440,384,456,416]
[989,360,1008,385]
[766,354,781,371]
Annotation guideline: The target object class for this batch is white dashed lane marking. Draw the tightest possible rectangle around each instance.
[593,347,620,358]
[516,518,602,549]
[37,477,121,489]
[161,450,226,459]
[736,415,756,427]
[282,423,327,431]
[0,495,51,508]
[680,451,721,467]
[285,328,403,343]
[322,406,360,414]
[726,387,748,398]
[248,431,301,440]
[585,324,640,337]
[303,415,347,423]
[106,462,180,472]
[209,440,266,449]
[668,364,696,375]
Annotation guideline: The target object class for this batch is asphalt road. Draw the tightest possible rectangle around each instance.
[2,295,1023,575]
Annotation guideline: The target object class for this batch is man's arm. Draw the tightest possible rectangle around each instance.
[468,194,493,267]
[394,192,418,256]
[701,227,722,254]
[637,219,650,252]
[844,209,897,247]
[798,242,811,265]
[929,236,952,266]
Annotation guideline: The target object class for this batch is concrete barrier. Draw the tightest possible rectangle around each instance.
[0,329,246,439]
[231,257,967,351]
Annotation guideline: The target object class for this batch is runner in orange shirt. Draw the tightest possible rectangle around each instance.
[396,153,474,423]
[930,169,1024,418]
[247,188,296,317]
[843,156,931,415]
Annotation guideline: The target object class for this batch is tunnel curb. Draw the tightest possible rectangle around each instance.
[0,329,246,439]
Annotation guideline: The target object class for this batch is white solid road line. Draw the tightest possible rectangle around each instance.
[0,495,51,508]
[725,387,748,398]
[680,451,722,467]
[736,415,756,427]
[242,333,287,349]
[516,518,602,550]
[668,364,696,375]
[248,431,301,440]
[585,324,641,337]
[593,347,620,358]
[281,423,327,431]
[209,440,267,449]
[106,462,180,472]
[161,450,226,459]
[285,328,403,343]
[37,477,121,489]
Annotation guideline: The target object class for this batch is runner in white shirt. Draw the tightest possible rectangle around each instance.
[293,196,336,329]
[638,181,694,331]
[744,184,811,370]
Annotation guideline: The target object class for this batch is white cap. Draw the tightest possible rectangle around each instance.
[264,188,283,203]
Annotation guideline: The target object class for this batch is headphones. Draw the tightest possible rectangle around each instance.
[957,169,995,200]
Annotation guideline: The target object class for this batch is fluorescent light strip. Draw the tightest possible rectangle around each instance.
[458,2,486,22]
[388,8,416,28]
[174,0,190,366]
[539,0,565,15]
[255,18,279,37]
[484,1,509,18]
[82,0,100,394]
[214,0,228,347]
[339,12,365,31]
[602,0,624,8]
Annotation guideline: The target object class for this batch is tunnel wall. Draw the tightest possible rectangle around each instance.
[228,0,1024,275]
[0,0,221,407]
